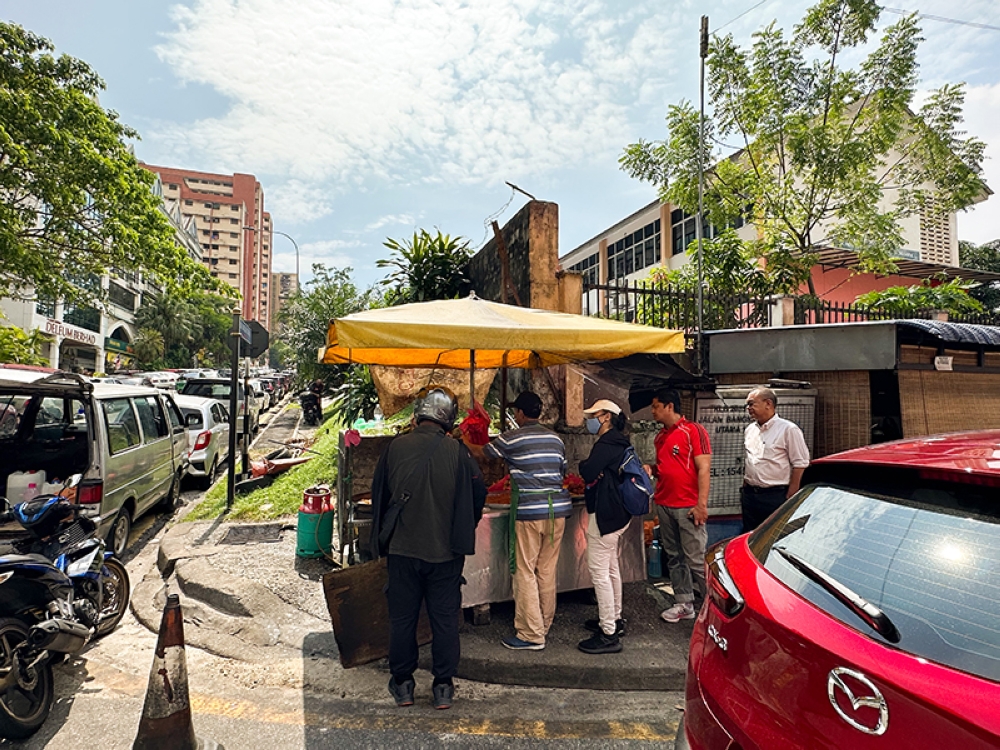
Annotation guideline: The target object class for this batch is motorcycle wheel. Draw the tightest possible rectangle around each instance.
[94,558,131,638]
[0,618,54,739]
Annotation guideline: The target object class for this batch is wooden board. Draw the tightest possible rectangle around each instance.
[322,557,432,668]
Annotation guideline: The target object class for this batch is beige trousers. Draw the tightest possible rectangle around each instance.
[512,517,566,644]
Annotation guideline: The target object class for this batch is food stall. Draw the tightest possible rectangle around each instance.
[324,293,684,608]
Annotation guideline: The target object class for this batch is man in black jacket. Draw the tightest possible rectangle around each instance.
[577,399,633,654]
[370,386,486,710]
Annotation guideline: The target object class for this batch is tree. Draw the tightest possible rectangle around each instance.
[0,22,225,307]
[133,291,234,368]
[856,277,983,317]
[620,0,986,294]
[0,320,49,365]
[376,230,472,304]
[276,264,375,385]
[959,239,1000,312]
[133,328,164,370]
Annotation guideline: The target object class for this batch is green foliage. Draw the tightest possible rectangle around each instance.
[377,230,472,304]
[329,365,379,424]
[959,240,1000,311]
[620,1,985,284]
[183,412,341,522]
[0,22,227,307]
[133,291,232,369]
[0,320,50,365]
[276,264,375,385]
[855,277,983,316]
[637,230,779,329]
[132,328,164,369]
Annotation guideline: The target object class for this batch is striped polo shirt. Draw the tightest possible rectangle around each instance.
[484,422,571,521]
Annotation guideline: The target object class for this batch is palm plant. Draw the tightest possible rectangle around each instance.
[376,230,472,304]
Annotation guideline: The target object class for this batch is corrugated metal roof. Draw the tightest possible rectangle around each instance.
[896,319,1000,346]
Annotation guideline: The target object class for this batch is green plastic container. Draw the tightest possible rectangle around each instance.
[296,510,333,558]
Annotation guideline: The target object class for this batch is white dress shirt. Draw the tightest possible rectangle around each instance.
[744,414,810,488]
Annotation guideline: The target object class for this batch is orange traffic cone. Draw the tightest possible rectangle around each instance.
[133,593,223,750]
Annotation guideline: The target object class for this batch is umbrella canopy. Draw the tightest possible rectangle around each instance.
[321,294,685,369]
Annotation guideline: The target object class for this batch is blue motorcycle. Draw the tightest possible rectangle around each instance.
[0,475,130,738]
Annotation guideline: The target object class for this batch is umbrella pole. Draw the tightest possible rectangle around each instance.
[470,349,476,413]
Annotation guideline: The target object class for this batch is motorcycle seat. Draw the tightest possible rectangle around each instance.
[0,553,53,566]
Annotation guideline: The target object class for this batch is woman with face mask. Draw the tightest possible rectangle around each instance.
[577,399,633,654]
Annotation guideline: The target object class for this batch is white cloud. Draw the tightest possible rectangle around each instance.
[955,81,1000,243]
[266,180,335,224]
[365,214,416,231]
[152,0,682,188]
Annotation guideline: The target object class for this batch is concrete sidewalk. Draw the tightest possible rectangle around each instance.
[133,520,694,692]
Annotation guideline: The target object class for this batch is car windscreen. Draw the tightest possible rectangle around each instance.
[749,468,1000,684]
[183,382,231,399]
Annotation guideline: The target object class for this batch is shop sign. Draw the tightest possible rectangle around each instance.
[44,319,97,346]
[104,337,134,354]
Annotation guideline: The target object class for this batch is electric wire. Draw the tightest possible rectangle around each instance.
[882,7,1000,32]
[713,0,770,34]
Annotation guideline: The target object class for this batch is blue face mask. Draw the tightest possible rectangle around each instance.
[585,417,602,434]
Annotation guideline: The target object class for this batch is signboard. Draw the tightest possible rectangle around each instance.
[894,248,921,261]
[104,337,134,355]
[245,321,269,359]
[44,319,97,346]
[934,355,953,371]
[239,319,252,345]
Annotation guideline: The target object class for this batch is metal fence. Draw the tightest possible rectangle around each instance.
[581,281,774,334]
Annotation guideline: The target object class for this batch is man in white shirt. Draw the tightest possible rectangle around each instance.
[742,387,810,532]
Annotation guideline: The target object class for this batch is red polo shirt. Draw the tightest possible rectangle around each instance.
[653,416,711,509]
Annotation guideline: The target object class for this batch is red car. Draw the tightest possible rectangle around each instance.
[679,431,1000,749]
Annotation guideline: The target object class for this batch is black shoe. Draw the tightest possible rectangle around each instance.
[583,618,626,637]
[388,676,415,707]
[578,631,623,654]
[432,682,454,710]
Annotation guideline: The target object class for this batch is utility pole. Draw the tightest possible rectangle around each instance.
[695,15,709,375]
[226,308,241,511]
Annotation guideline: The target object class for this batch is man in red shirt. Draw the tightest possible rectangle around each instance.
[645,388,711,623]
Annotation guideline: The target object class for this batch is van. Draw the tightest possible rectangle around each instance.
[0,369,188,556]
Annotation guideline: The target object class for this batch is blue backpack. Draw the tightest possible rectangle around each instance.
[618,446,654,516]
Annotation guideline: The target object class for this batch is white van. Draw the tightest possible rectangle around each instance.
[0,369,188,556]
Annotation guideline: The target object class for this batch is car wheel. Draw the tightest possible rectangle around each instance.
[108,507,132,558]
[200,457,218,490]
[157,471,180,512]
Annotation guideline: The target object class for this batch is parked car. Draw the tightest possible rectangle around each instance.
[179,378,259,434]
[172,394,230,489]
[257,377,280,404]
[248,379,270,413]
[137,371,179,390]
[679,431,1000,750]
[0,370,188,557]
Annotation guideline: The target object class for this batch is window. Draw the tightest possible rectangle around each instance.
[229,273,237,279]
[102,398,140,454]
[230,232,238,238]
[169,183,178,190]
[185,200,193,206]
[134,396,167,440]
[204,202,213,208]
[231,205,239,211]
[229,259,238,265]
[229,245,238,251]
[603,218,662,280]
[202,230,210,236]
[230,219,238,225]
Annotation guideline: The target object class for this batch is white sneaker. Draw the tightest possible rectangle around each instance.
[661,602,696,622]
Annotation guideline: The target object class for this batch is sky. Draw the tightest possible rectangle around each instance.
[7,0,1000,289]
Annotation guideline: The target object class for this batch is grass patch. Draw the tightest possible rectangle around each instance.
[183,416,343,522]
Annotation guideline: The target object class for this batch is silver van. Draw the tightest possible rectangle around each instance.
[0,369,188,556]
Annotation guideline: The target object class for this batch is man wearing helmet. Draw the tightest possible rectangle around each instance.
[370,386,487,710]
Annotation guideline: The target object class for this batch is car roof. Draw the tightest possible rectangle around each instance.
[171,394,217,410]
[812,430,1000,476]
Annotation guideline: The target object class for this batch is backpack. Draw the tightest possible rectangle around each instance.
[618,445,654,516]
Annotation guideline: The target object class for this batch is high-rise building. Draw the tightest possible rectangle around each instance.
[142,164,273,324]
[270,272,298,329]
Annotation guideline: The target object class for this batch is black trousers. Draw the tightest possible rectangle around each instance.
[386,554,464,684]
[741,485,789,533]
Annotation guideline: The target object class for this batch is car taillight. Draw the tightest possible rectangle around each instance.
[77,482,103,505]
[707,541,745,618]
[193,430,212,451]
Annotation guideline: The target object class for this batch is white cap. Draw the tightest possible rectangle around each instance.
[583,399,622,416]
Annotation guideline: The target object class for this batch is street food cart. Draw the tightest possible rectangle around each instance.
[323,293,684,608]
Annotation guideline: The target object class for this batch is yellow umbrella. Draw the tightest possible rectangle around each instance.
[320,293,685,369]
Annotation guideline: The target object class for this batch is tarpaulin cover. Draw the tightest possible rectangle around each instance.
[320,294,685,369]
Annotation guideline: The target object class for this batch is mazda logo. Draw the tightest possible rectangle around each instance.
[827,667,889,735]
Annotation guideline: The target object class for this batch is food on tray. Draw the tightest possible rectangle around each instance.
[563,473,585,496]
[487,475,511,493]
[486,490,511,505]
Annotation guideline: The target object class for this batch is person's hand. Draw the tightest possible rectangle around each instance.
[688,504,708,526]
[643,463,654,478]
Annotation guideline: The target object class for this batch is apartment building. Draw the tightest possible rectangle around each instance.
[270,272,298,326]
[142,164,273,324]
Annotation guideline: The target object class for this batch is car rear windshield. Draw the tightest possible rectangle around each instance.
[749,465,1000,684]
[183,382,232,399]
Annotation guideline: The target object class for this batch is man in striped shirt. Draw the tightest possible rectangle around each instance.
[482,391,570,650]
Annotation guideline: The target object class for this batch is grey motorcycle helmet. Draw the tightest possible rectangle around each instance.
[413,386,458,430]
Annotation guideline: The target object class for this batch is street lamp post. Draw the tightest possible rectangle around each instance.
[244,226,300,287]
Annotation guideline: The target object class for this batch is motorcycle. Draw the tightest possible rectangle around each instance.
[300,390,321,426]
[0,475,130,738]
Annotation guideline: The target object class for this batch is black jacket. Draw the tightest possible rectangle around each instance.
[369,423,486,561]
[579,428,632,536]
